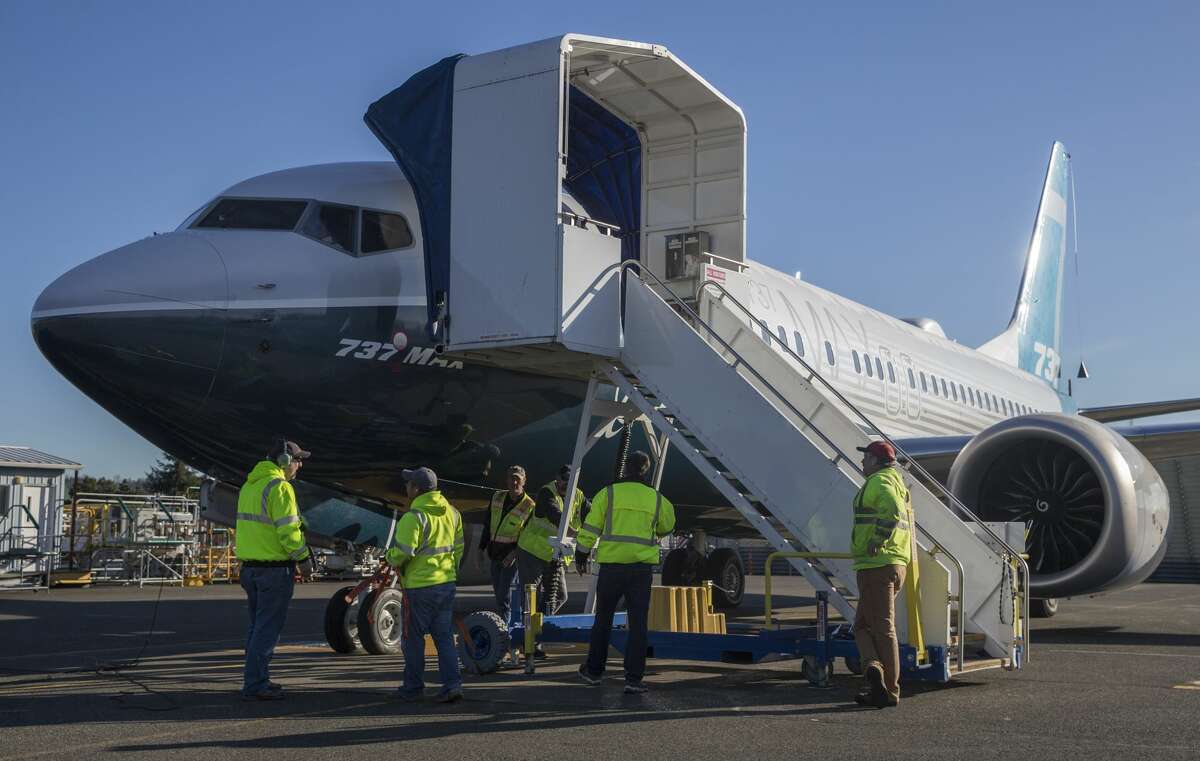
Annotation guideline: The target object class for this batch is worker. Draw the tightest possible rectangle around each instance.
[516,464,591,616]
[235,438,313,701]
[480,465,535,625]
[575,451,675,695]
[850,440,913,709]
[386,466,466,703]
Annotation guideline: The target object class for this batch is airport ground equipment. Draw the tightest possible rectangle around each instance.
[368,33,1029,677]
[59,492,207,586]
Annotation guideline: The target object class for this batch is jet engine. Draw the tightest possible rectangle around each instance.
[948,413,1170,598]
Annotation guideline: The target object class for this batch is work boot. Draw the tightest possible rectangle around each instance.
[241,688,284,701]
[577,665,602,686]
[865,664,888,707]
[623,681,648,695]
[434,687,464,703]
[390,689,424,703]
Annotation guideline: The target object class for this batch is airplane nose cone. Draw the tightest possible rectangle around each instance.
[32,232,230,414]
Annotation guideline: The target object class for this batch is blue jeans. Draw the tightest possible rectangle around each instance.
[400,582,461,696]
[240,565,295,695]
[585,563,653,684]
[490,556,518,625]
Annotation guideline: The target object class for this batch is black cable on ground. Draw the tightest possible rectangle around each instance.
[94,576,181,711]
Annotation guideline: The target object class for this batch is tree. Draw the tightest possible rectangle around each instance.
[73,473,147,495]
[143,453,201,495]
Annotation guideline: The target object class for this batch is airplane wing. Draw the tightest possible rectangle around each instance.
[1078,396,1200,423]
[894,419,1200,478]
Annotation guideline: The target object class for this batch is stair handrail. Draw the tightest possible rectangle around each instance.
[692,278,1029,652]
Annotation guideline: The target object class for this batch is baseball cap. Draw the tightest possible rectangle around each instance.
[270,438,311,461]
[401,466,438,491]
[856,441,896,462]
[506,465,526,479]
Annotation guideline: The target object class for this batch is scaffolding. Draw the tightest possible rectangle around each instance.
[56,491,238,586]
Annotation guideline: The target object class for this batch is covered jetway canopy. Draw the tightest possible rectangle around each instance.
[366,34,746,353]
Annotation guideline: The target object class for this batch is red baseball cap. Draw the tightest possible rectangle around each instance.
[856,441,896,461]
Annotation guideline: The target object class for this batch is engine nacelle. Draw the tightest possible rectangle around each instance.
[948,413,1170,598]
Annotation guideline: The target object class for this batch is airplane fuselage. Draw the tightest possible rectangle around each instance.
[31,162,1067,543]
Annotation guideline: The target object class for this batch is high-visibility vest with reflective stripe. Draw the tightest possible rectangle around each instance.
[234,461,310,562]
[850,465,913,570]
[386,490,465,589]
[518,483,585,562]
[488,490,534,547]
[578,481,675,564]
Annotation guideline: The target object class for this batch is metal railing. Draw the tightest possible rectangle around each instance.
[693,278,1029,659]
[575,260,1027,661]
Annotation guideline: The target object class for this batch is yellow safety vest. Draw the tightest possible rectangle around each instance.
[234,461,309,562]
[518,482,585,562]
[578,481,675,564]
[851,466,913,570]
[488,490,534,547]
[385,490,465,589]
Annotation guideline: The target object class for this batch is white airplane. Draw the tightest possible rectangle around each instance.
[31,97,1198,617]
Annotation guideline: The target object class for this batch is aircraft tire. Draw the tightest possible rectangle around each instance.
[704,548,745,609]
[357,588,405,655]
[1030,598,1059,618]
[324,586,361,654]
[457,611,510,675]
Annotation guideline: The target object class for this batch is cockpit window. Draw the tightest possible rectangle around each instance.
[195,198,308,230]
[361,210,414,254]
[301,203,356,253]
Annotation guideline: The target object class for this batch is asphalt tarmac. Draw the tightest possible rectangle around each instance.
[1,576,1198,760]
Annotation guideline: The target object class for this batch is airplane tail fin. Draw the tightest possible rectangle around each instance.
[977,141,1071,387]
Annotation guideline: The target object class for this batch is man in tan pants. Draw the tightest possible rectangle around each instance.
[850,441,913,708]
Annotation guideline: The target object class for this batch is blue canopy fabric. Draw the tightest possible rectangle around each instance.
[565,86,643,263]
[364,54,464,339]
[365,60,642,338]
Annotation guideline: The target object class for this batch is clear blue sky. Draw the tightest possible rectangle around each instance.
[2,1,1197,478]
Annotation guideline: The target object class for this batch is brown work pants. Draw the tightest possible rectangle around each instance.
[854,563,906,701]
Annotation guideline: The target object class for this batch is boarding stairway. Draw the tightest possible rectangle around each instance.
[383,33,1027,671]
[618,269,1027,663]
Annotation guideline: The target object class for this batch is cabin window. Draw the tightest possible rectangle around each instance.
[360,210,415,253]
[864,354,873,377]
[931,376,939,396]
[968,388,977,407]
[887,362,896,383]
[985,394,993,412]
[950,382,959,402]
[777,326,788,347]
[759,321,772,343]
[300,203,357,253]
[940,378,949,397]
[852,350,862,373]
[958,383,966,403]
[825,341,836,365]
[875,357,884,379]
[195,198,308,230]
[907,368,916,388]
[793,331,806,357]
[920,372,928,392]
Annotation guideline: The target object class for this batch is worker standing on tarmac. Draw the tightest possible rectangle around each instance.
[575,451,675,694]
[516,464,591,616]
[235,438,313,701]
[480,465,535,625]
[385,466,466,703]
[850,440,913,709]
